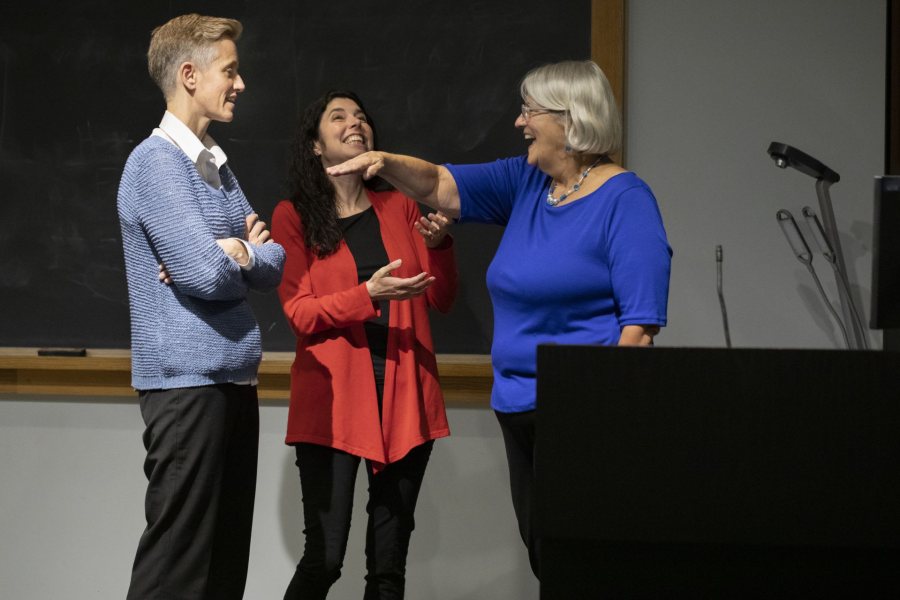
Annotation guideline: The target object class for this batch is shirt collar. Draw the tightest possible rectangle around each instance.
[156,111,228,169]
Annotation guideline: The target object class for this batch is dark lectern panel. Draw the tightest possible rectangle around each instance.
[536,346,900,598]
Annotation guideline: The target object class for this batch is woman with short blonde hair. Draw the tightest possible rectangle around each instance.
[119,13,284,600]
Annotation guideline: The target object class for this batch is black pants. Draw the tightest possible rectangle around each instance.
[284,440,434,600]
[127,383,259,600]
[496,409,541,579]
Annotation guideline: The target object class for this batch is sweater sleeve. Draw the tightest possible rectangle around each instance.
[404,197,458,313]
[271,201,378,337]
[244,241,286,291]
[133,148,248,301]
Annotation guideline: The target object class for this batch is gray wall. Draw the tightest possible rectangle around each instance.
[629,0,886,349]
[0,396,538,599]
[0,2,888,598]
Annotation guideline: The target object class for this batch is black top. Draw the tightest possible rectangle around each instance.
[338,206,390,388]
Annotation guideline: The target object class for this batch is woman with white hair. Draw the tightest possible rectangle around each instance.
[327,60,672,578]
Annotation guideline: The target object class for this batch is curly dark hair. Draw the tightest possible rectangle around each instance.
[287,90,383,258]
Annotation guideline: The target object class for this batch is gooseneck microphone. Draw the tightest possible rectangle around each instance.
[767,141,868,349]
[716,245,732,348]
[776,209,851,348]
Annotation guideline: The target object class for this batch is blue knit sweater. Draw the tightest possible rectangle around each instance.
[117,135,285,390]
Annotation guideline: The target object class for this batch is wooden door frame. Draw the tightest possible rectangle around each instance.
[592,0,626,161]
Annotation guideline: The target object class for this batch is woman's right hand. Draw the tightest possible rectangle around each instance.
[366,259,435,301]
[326,150,385,180]
[327,151,461,218]
[216,237,250,267]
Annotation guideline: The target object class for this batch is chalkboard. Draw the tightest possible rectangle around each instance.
[0,0,590,353]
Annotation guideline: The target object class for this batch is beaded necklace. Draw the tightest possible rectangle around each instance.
[546,158,604,206]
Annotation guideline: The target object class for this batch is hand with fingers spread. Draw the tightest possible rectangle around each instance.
[365,258,435,301]
[414,211,452,248]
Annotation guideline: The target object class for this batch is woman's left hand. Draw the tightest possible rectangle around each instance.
[618,324,659,346]
[244,213,272,247]
[158,263,172,285]
[415,211,451,248]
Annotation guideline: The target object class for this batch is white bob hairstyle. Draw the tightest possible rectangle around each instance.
[520,60,622,157]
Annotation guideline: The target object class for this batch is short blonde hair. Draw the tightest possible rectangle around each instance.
[520,60,622,157]
[147,14,242,99]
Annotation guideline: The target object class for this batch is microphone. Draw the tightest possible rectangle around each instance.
[716,245,732,348]
[776,209,851,348]
[767,141,865,348]
[767,142,840,184]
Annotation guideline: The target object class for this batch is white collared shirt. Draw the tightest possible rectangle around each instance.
[153,111,228,188]
[152,111,255,269]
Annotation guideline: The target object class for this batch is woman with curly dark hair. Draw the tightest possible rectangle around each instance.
[271,90,458,600]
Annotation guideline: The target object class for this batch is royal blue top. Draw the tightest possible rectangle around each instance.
[447,156,672,413]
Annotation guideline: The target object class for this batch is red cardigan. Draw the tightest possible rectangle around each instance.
[271,190,458,468]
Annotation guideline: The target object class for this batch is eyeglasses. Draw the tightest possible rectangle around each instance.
[520,104,565,121]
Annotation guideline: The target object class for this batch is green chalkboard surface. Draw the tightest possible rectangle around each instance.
[0,0,590,352]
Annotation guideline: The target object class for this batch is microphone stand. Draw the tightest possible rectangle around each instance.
[767,142,869,349]
[716,245,732,348]
[812,180,869,349]
[802,206,869,349]
[776,209,851,349]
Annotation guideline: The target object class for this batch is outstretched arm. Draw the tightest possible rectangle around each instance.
[326,151,462,218]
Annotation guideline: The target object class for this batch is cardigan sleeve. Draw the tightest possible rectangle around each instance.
[403,197,458,314]
[271,201,378,337]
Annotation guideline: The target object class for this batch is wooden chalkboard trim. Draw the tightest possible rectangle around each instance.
[0,348,492,406]
[592,0,627,161]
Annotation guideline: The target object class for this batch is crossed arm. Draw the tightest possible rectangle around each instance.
[158,212,264,280]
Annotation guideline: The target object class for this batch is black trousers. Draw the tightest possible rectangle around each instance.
[496,409,541,579]
[284,440,434,600]
[127,383,259,600]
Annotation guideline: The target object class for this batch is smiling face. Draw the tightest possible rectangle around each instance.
[314,97,374,168]
[515,99,568,173]
[193,38,244,123]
